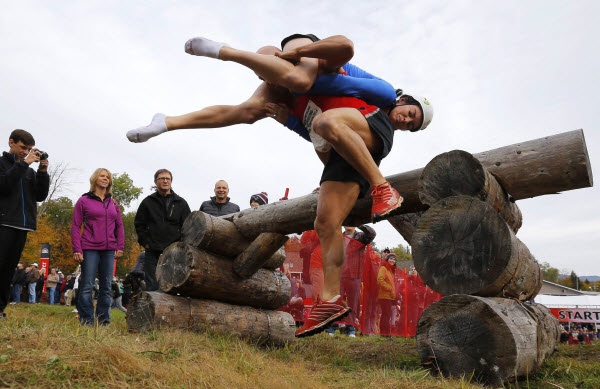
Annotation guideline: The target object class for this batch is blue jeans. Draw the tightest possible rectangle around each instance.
[326,323,356,336]
[11,284,22,303]
[78,250,115,325]
[47,287,56,304]
[28,283,36,303]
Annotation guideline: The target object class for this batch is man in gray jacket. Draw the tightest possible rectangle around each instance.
[199,180,240,216]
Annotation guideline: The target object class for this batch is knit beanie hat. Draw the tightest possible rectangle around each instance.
[250,192,268,206]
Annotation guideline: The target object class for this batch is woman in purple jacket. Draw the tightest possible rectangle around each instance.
[71,168,124,325]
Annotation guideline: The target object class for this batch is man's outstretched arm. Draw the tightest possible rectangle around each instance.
[275,35,354,73]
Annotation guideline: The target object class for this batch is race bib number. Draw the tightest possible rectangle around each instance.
[303,100,331,152]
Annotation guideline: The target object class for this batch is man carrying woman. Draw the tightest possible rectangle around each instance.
[127,34,433,336]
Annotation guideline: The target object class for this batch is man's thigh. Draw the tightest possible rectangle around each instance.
[316,181,360,227]
[316,108,382,155]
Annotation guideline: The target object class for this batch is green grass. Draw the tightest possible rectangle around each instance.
[0,304,598,388]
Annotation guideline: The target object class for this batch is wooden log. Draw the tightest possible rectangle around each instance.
[181,211,283,268]
[387,212,424,245]
[228,130,592,238]
[233,233,289,279]
[126,291,295,346]
[417,295,560,386]
[418,150,523,232]
[181,211,251,257]
[412,196,542,300]
[157,243,290,310]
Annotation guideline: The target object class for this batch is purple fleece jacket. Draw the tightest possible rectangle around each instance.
[71,192,125,253]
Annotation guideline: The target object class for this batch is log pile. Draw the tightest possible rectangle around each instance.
[410,138,590,384]
[125,130,590,358]
[126,212,294,346]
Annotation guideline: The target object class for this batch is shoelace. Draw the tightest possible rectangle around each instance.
[371,183,392,202]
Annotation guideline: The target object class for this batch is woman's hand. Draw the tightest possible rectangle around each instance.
[73,253,83,263]
[115,250,123,258]
[265,102,290,125]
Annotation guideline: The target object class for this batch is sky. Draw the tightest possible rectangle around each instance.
[1,1,598,275]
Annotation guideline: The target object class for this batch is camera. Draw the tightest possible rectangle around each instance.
[37,150,49,160]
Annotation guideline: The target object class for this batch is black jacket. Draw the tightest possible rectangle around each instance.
[0,152,50,230]
[199,197,240,217]
[135,191,191,252]
[11,268,27,285]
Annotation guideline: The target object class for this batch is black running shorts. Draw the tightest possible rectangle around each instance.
[320,109,395,197]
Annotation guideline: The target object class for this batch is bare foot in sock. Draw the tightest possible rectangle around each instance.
[126,113,168,143]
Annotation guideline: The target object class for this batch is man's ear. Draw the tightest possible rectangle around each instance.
[8,139,14,148]
[397,96,408,104]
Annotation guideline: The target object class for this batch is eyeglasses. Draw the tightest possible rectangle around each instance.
[156,177,171,182]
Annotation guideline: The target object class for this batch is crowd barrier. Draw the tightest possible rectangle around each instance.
[279,233,442,337]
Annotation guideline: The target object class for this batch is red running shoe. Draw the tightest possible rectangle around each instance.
[295,296,351,338]
[371,181,404,223]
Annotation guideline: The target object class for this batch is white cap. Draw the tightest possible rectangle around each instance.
[32,263,39,267]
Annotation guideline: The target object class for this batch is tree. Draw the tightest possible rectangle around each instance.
[112,173,143,210]
[111,172,143,276]
[38,161,75,217]
[570,271,580,290]
[392,244,412,262]
[22,197,76,273]
[540,262,560,283]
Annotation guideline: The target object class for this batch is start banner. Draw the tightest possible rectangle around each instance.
[550,308,600,323]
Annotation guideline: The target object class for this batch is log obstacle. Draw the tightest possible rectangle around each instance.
[181,211,284,269]
[418,150,522,232]
[417,295,560,386]
[233,233,289,279]
[126,291,295,346]
[227,130,591,238]
[412,196,542,300]
[157,242,291,310]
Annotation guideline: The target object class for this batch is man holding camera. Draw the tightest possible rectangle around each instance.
[0,129,50,320]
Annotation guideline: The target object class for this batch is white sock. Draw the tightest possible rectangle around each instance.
[184,37,229,59]
[328,295,341,302]
[126,113,168,143]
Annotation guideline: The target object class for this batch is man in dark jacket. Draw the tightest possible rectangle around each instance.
[134,169,191,291]
[10,263,26,304]
[199,180,240,216]
[0,129,50,319]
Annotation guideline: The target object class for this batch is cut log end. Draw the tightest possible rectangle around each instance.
[419,150,487,205]
[413,196,514,295]
[126,291,156,333]
[417,295,559,386]
[157,242,194,293]
[181,211,208,247]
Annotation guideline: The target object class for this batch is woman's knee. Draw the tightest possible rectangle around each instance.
[282,71,313,94]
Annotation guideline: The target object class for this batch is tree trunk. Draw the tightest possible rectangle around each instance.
[126,291,295,346]
[418,150,522,232]
[387,212,424,245]
[157,242,290,310]
[412,196,542,300]
[181,211,283,269]
[417,295,560,386]
[233,233,289,279]
[228,130,592,238]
